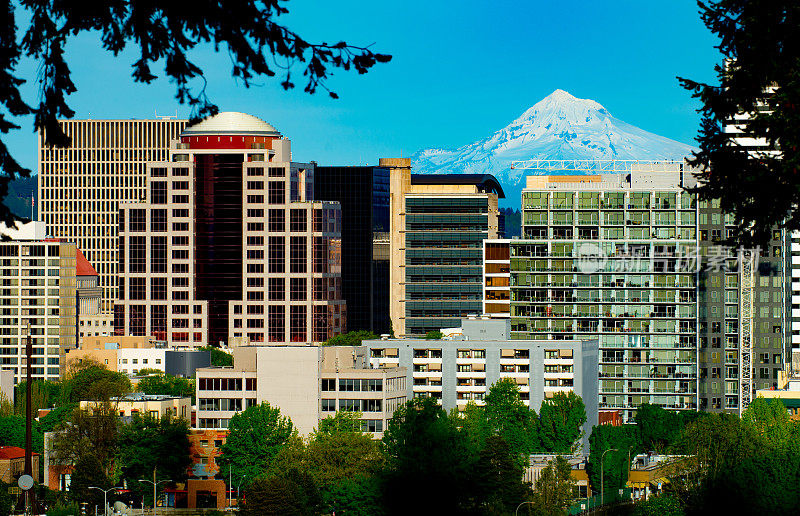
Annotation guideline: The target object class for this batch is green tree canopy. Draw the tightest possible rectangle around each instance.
[678,2,800,243]
[587,424,641,498]
[136,373,195,399]
[51,404,119,478]
[474,435,530,514]
[116,414,191,503]
[199,347,233,367]
[63,360,131,402]
[424,330,443,340]
[322,331,379,347]
[741,396,800,452]
[0,414,43,453]
[381,396,476,514]
[218,402,295,481]
[538,391,587,454]
[483,378,537,459]
[529,456,577,516]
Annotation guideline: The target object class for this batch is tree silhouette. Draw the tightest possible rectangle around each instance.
[679,2,800,244]
[0,1,392,225]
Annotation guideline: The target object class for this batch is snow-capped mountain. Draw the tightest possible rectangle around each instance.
[411,89,695,206]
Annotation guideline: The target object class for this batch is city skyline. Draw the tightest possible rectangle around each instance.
[5,1,720,176]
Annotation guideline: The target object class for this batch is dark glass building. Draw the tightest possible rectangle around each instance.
[314,166,391,334]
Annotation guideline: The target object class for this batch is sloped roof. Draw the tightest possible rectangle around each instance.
[0,446,38,459]
[76,248,98,277]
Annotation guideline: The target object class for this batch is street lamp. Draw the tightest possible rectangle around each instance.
[88,486,116,516]
[139,479,171,516]
[236,474,248,505]
[515,501,534,516]
[601,448,618,507]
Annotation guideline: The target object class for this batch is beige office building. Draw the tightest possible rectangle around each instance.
[0,232,77,382]
[388,160,503,337]
[38,118,188,312]
[195,345,407,436]
[114,112,345,347]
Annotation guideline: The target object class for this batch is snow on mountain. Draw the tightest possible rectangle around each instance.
[410,89,695,206]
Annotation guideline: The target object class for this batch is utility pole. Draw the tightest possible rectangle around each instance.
[17,322,38,514]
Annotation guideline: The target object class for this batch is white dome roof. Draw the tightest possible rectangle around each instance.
[181,112,280,136]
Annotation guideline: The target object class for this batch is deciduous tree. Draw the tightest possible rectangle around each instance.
[538,391,587,454]
[484,378,537,459]
[218,402,295,481]
[528,456,577,516]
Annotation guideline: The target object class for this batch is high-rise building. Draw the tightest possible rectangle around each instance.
[508,165,699,421]
[314,165,391,334]
[38,118,188,312]
[114,112,346,347]
[389,161,503,337]
[491,160,787,420]
[0,222,77,382]
[697,201,789,412]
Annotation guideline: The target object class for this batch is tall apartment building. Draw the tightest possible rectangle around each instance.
[76,249,112,344]
[389,161,503,337]
[38,118,188,311]
[314,165,391,334]
[509,165,699,421]
[195,345,407,436]
[114,112,346,347]
[0,222,77,382]
[697,200,788,412]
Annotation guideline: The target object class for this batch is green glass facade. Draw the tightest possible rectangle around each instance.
[511,185,698,421]
[404,196,489,335]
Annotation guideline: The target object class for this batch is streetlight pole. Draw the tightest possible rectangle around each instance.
[236,474,248,507]
[139,478,171,516]
[88,486,116,516]
[515,501,534,516]
[601,448,618,508]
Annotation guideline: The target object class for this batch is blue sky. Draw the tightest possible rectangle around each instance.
[7,0,720,172]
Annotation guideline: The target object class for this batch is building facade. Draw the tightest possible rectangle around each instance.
[314,165,391,334]
[364,318,598,448]
[697,200,789,412]
[114,112,346,346]
[389,160,503,337]
[510,166,699,421]
[38,119,188,311]
[195,344,406,436]
[364,318,597,410]
[0,235,77,382]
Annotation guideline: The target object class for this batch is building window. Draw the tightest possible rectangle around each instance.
[130,209,146,232]
[290,209,307,232]
[268,181,285,204]
[151,305,167,339]
[129,305,146,335]
[290,237,307,273]
[268,237,285,273]
[268,209,285,232]
[290,306,307,342]
[151,277,167,300]
[290,278,307,301]
[151,181,167,204]
[321,399,335,412]
[322,379,336,391]
[151,209,167,232]
[269,167,285,177]
[129,278,146,300]
[268,278,285,301]
[268,305,285,342]
[151,236,167,274]
[129,237,146,273]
